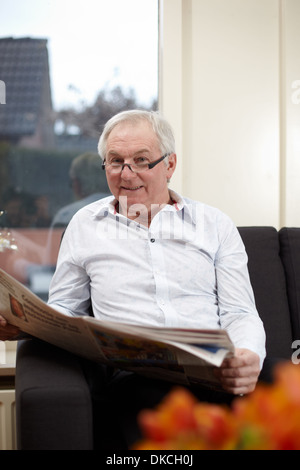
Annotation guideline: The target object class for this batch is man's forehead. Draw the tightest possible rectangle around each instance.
[109,120,153,136]
[107,120,159,149]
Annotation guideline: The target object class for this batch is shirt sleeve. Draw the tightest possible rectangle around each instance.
[215,214,266,368]
[47,220,91,318]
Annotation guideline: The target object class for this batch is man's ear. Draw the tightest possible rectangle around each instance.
[166,153,177,180]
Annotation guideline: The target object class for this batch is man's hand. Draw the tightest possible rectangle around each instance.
[0,315,20,341]
[215,348,261,395]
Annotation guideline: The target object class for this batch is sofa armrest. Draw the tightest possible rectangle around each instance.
[15,339,93,450]
[279,227,300,340]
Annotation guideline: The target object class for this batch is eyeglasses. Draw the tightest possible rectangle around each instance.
[102,154,170,174]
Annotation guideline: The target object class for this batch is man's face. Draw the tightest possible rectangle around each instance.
[105,120,176,220]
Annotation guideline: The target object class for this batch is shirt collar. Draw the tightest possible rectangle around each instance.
[91,195,116,219]
[168,190,196,224]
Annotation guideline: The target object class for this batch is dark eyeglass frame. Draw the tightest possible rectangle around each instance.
[101,153,170,173]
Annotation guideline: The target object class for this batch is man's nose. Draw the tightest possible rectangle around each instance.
[121,164,135,177]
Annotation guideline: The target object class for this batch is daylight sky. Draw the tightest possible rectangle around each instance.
[0,0,159,110]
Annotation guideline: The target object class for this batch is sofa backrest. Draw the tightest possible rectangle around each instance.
[238,227,293,360]
[279,227,300,341]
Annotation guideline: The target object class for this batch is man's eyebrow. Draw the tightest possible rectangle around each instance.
[107,150,120,157]
[107,149,151,157]
[133,149,151,156]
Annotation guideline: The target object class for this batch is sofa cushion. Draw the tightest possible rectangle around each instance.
[16,339,94,450]
[238,227,292,359]
[279,227,300,340]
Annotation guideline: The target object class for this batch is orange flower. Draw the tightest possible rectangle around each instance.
[136,387,199,443]
[232,363,300,449]
[134,362,300,450]
[193,402,239,449]
[275,362,300,406]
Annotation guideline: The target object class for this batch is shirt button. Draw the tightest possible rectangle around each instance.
[150,238,155,243]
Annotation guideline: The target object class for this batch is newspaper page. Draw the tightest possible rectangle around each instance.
[0,268,104,363]
[0,268,234,387]
[81,317,234,387]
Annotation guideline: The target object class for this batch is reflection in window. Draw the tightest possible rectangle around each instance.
[0,0,158,299]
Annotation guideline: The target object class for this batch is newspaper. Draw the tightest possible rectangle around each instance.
[0,268,234,389]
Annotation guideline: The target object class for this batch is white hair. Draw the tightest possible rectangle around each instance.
[97,110,176,161]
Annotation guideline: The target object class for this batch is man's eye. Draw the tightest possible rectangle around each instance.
[135,157,148,164]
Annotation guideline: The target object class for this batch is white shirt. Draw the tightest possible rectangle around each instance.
[48,190,266,366]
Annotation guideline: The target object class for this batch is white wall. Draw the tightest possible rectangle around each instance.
[284,0,300,226]
[159,0,300,228]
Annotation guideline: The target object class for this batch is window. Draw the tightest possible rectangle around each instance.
[0,0,158,299]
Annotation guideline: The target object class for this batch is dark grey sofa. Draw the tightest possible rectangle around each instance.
[15,227,300,449]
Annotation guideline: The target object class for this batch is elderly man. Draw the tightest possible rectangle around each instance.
[1,110,266,448]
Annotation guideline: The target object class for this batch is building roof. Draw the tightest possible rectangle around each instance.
[0,37,53,139]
